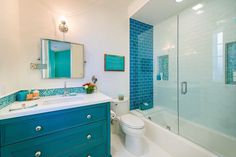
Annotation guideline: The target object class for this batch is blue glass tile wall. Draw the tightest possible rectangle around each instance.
[130,18,154,110]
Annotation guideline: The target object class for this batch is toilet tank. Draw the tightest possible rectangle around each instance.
[111,99,129,116]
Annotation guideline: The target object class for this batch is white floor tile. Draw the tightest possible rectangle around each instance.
[111,133,173,157]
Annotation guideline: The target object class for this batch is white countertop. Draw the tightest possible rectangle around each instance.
[0,92,112,120]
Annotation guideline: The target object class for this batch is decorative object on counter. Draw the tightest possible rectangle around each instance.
[26,90,34,101]
[225,42,236,85]
[25,90,40,101]
[33,90,39,98]
[118,94,124,101]
[104,54,125,71]
[83,83,96,94]
[16,91,28,101]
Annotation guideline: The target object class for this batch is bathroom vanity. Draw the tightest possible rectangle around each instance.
[0,92,111,157]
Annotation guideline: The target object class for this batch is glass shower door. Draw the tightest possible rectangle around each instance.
[154,16,178,134]
[178,0,236,156]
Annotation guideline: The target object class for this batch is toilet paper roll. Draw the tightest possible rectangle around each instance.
[110,110,117,120]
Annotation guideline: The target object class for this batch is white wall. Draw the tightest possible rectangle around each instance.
[0,0,131,98]
[0,0,20,96]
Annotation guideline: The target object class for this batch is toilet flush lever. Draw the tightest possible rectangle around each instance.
[181,82,188,95]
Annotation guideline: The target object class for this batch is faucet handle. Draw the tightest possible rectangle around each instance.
[63,81,69,96]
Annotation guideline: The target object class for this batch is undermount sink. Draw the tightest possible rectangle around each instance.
[43,95,85,105]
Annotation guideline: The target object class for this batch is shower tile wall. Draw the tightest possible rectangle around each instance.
[130,18,153,110]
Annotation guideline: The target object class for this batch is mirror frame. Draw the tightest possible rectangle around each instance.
[40,38,85,79]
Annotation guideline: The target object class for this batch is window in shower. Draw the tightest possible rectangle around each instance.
[213,32,224,82]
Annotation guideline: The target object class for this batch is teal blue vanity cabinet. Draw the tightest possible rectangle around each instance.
[0,102,111,157]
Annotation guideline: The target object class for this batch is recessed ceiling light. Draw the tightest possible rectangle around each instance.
[176,0,183,3]
[192,4,203,11]
[196,10,204,15]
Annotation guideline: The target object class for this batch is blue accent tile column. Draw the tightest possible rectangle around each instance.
[130,18,153,110]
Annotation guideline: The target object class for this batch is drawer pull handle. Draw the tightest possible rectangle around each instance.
[87,134,92,140]
[35,126,42,132]
[87,114,92,119]
[35,151,41,157]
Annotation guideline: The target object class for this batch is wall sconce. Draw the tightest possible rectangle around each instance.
[59,20,69,33]
[59,16,69,40]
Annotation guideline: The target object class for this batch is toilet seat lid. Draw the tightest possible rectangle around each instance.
[120,114,144,129]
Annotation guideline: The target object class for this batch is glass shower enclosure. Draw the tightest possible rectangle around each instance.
[153,0,236,156]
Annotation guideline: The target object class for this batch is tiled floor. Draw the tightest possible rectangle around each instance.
[111,133,173,157]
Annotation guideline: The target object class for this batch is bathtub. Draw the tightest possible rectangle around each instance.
[131,107,236,157]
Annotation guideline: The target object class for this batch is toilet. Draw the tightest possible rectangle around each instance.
[111,99,145,156]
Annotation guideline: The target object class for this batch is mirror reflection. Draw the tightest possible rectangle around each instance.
[41,39,84,79]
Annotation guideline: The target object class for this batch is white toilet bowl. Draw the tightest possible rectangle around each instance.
[120,114,145,156]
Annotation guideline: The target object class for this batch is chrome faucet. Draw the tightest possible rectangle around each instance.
[63,82,69,96]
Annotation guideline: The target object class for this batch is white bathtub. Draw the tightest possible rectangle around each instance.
[131,108,236,157]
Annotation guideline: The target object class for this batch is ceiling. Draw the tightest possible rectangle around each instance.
[132,0,201,25]
[38,0,135,16]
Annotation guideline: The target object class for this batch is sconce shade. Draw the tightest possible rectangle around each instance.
[59,21,69,33]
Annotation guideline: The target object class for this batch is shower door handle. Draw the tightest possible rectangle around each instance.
[181,82,188,95]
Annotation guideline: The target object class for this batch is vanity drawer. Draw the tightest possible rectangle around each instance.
[1,121,108,157]
[0,103,109,146]
[72,144,107,157]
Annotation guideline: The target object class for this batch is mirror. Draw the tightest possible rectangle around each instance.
[41,39,84,79]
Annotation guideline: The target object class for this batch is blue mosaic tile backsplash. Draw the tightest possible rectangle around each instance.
[0,87,85,109]
[130,18,153,110]
[38,87,85,97]
[0,93,17,109]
